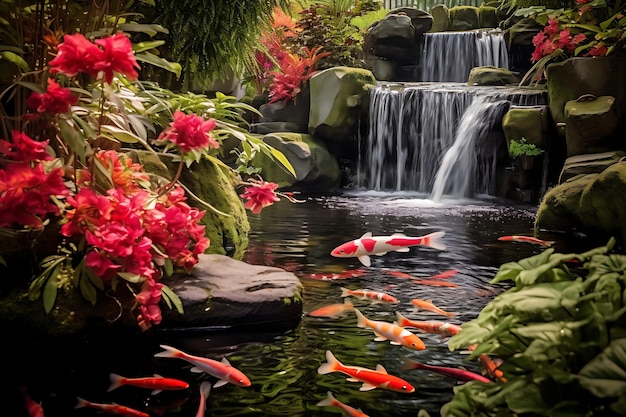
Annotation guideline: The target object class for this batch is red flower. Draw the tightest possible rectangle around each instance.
[61,187,113,236]
[26,78,77,115]
[94,33,140,84]
[240,180,280,214]
[156,111,218,154]
[0,131,52,162]
[48,33,102,78]
[589,45,608,56]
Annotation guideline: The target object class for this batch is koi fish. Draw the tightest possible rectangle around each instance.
[385,270,415,279]
[309,268,366,280]
[468,344,507,383]
[341,287,398,303]
[316,391,370,417]
[401,357,491,383]
[309,299,355,318]
[497,235,555,247]
[154,344,251,388]
[395,312,462,336]
[195,381,212,417]
[412,279,459,288]
[354,308,425,350]
[21,387,44,417]
[317,350,415,393]
[108,373,189,395]
[331,231,446,267]
[75,397,149,417]
[411,299,456,317]
[430,269,459,279]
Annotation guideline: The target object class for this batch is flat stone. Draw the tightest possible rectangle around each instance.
[160,254,303,331]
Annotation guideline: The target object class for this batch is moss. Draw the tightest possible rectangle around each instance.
[478,5,499,28]
[448,6,480,31]
[502,107,546,149]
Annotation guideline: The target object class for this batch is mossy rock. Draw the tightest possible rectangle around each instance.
[478,5,499,28]
[502,106,548,150]
[448,6,480,31]
[429,4,449,33]
[467,66,519,86]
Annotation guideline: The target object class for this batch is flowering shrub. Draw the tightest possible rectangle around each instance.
[518,0,626,84]
[1,29,297,331]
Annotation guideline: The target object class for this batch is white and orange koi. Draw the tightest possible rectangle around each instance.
[154,344,251,388]
[401,357,491,383]
[309,299,355,318]
[354,308,425,350]
[308,268,366,280]
[411,299,456,317]
[341,287,398,303]
[316,391,370,417]
[395,312,462,337]
[195,381,212,417]
[108,373,189,395]
[331,231,446,267]
[75,397,149,417]
[497,235,555,247]
[317,350,415,393]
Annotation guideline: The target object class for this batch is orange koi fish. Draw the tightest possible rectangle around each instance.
[497,235,555,247]
[195,381,212,417]
[317,350,415,393]
[154,344,251,388]
[411,299,456,317]
[309,299,355,318]
[354,308,425,350]
[316,391,370,417]
[75,397,149,417]
[385,270,415,279]
[309,268,366,280]
[21,387,44,417]
[341,287,398,303]
[401,357,491,383]
[331,231,446,267]
[430,269,459,279]
[108,373,189,395]
[395,312,462,336]
[412,279,459,288]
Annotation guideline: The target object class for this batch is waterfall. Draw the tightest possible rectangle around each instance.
[358,83,547,197]
[421,30,509,82]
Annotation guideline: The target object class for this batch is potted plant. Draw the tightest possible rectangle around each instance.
[509,137,543,170]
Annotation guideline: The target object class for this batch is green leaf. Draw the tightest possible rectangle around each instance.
[132,40,166,53]
[164,258,174,277]
[135,52,182,78]
[117,272,144,283]
[57,118,86,163]
[578,338,626,398]
[117,23,169,37]
[0,50,28,72]
[100,124,140,144]
[42,265,60,314]
[161,284,184,314]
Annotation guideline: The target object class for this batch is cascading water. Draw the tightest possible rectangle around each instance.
[358,83,547,198]
[421,29,509,82]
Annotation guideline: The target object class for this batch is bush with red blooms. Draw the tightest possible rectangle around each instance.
[518,0,626,84]
[1,31,296,331]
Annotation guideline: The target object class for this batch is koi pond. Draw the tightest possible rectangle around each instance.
[3,191,601,417]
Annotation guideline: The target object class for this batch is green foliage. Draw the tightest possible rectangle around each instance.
[443,238,626,416]
[508,137,542,157]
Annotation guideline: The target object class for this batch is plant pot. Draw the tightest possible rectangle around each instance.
[520,155,536,170]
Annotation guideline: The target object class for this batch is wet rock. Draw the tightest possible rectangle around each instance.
[467,66,519,86]
[160,254,303,331]
[558,151,625,183]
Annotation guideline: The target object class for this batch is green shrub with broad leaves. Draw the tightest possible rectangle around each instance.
[440,237,626,416]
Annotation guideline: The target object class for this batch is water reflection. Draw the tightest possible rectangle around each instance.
[5,193,597,417]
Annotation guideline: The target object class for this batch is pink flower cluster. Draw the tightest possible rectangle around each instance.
[156,110,218,155]
[0,131,69,229]
[60,151,209,330]
[26,78,77,115]
[531,17,587,62]
[49,33,139,84]
[240,180,281,214]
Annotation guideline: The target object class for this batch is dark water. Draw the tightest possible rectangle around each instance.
[3,192,599,417]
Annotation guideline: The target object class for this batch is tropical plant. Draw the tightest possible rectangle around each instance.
[516,0,626,85]
[440,238,626,416]
[508,137,543,157]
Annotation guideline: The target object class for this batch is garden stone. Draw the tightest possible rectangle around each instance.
[363,14,417,64]
[478,5,499,28]
[558,151,625,183]
[258,86,310,133]
[467,66,519,86]
[448,6,480,31]
[388,7,433,34]
[429,4,449,32]
[564,95,622,157]
[308,66,376,143]
[159,254,303,331]
[502,106,549,149]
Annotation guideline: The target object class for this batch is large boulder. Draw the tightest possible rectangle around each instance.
[364,13,417,63]
[429,4,450,32]
[254,132,342,192]
[467,66,519,86]
[448,6,480,31]
[502,105,549,149]
[536,160,626,245]
[308,66,377,143]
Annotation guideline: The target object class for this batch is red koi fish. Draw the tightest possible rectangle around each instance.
[341,287,398,303]
[411,299,456,317]
[354,308,425,350]
[385,270,415,279]
[498,235,555,247]
[412,279,459,288]
[331,231,446,267]
[395,312,462,336]
[195,381,212,417]
[108,373,189,395]
[316,391,370,417]
[154,344,251,388]
[317,350,415,393]
[401,357,491,383]
[430,269,459,279]
[21,387,44,417]
[75,397,149,417]
[309,299,355,318]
